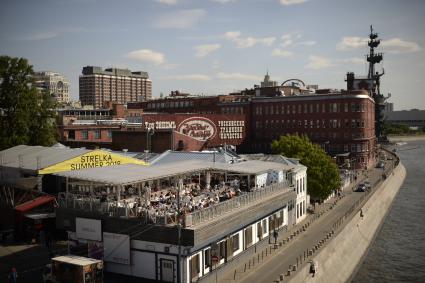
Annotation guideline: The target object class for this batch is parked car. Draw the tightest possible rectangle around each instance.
[364,181,371,190]
[376,161,385,168]
[355,183,366,192]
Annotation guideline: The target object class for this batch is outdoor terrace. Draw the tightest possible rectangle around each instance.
[55,160,295,228]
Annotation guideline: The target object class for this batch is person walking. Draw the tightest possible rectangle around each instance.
[8,267,17,283]
[273,230,278,245]
[310,261,317,277]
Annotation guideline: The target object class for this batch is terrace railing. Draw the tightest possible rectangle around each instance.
[58,181,294,227]
[185,181,293,227]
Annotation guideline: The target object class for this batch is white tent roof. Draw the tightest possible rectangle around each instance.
[54,160,294,185]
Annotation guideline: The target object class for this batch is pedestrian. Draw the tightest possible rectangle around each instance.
[8,267,17,283]
[310,261,317,277]
[273,230,278,244]
[360,209,364,219]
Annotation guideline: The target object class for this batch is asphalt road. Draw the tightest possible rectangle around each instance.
[208,159,391,283]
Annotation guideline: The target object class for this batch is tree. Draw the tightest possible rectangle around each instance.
[271,134,340,201]
[0,55,57,150]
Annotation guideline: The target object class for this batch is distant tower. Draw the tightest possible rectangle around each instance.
[367,25,386,140]
[261,70,277,88]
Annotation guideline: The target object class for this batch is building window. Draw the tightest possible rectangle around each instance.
[68,130,75,140]
[204,248,211,269]
[231,234,240,253]
[310,104,313,113]
[81,130,88,140]
[245,227,253,249]
[94,130,101,139]
[190,254,200,280]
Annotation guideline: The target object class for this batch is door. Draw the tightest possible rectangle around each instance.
[160,259,175,282]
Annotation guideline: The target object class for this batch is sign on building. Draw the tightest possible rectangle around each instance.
[38,150,147,174]
[76,218,102,242]
[177,117,217,141]
[103,232,131,265]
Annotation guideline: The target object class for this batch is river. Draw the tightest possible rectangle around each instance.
[353,140,425,282]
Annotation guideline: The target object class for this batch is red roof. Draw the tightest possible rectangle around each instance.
[15,196,55,213]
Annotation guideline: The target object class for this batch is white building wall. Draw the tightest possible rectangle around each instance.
[294,167,308,223]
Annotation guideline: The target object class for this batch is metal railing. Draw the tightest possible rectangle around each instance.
[186,182,293,227]
[58,181,294,227]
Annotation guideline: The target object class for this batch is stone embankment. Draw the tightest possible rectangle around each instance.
[285,162,406,283]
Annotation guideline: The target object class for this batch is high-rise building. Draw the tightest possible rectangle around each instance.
[79,66,152,108]
[33,71,70,103]
[260,71,277,88]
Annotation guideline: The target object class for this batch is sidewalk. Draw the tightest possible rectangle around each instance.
[200,161,387,283]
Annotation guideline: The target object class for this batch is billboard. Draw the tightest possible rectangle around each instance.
[103,232,130,265]
[38,150,148,174]
[76,218,102,242]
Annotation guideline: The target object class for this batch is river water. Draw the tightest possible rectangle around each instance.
[353,140,425,282]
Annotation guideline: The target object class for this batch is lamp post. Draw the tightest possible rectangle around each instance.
[146,127,155,154]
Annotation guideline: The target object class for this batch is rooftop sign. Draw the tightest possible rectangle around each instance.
[38,150,147,174]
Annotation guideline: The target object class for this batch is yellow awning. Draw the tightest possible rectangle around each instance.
[38,150,148,174]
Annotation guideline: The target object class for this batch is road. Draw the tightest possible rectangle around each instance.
[204,158,391,283]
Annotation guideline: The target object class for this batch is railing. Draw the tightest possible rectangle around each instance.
[186,182,293,227]
[58,181,294,227]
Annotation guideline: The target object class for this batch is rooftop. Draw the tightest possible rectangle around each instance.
[54,160,294,185]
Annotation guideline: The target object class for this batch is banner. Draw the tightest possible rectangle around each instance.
[38,150,148,174]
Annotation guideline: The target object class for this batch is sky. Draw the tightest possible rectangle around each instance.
[1,0,424,110]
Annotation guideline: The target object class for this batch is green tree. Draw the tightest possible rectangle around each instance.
[271,134,340,201]
[0,55,57,150]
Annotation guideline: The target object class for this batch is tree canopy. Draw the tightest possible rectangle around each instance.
[271,134,340,201]
[0,55,58,150]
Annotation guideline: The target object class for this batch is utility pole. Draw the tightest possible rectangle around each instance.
[177,177,183,283]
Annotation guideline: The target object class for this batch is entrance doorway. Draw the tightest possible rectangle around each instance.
[160,259,175,282]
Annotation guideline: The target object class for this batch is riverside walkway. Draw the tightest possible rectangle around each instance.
[200,157,395,283]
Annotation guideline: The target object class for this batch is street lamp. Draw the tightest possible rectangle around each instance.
[146,127,155,153]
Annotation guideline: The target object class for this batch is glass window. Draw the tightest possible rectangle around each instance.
[245,227,253,249]
[232,234,239,253]
[190,254,200,280]
[81,130,88,140]
[94,130,101,139]
[204,248,211,269]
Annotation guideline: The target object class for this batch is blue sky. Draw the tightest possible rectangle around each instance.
[1,0,424,110]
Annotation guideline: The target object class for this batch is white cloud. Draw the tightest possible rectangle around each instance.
[223,31,241,40]
[156,0,178,4]
[297,40,316,46]
[336,37,368,50]
[271,48,293,57]
[153,9,206,29]
[194,44,221,58]
[280,0,308,6]
[382,38,421,54]
[163,74,211,81]
[126,49,165,65]
[210,0,237,3]
[216,72,261,81]
[223,31,276,48]
[305,55,335,70]
[279,33,315,48]
[337,36,421,54]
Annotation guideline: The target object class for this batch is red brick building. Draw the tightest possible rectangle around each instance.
[59,85,376,169]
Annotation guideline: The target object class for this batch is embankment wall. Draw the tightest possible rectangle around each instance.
[288,163,406,283]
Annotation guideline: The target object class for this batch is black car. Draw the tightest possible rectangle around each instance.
[355,183,366,192]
